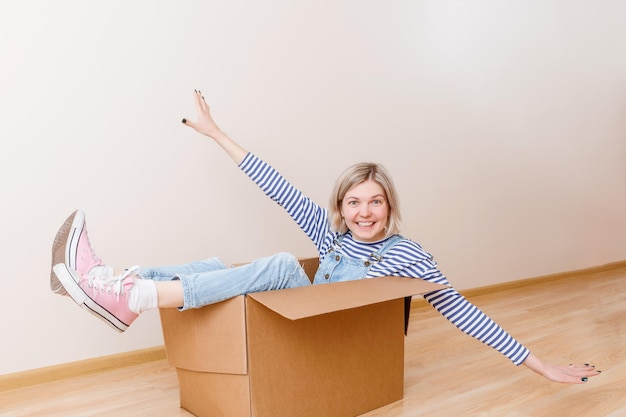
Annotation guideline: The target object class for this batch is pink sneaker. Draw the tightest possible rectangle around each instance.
[53,263,140,332]
[50,210,112,295]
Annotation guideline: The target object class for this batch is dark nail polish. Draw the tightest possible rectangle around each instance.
[182,118,187,124]
[581,377,588,382]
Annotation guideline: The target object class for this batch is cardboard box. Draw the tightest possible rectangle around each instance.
[159,258,446,417]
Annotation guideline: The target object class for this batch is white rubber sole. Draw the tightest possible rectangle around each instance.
[66,210,85,272]
[53,263,128,333]
[50,210,85,295]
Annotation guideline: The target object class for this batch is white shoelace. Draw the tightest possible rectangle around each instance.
[87,265,142,300]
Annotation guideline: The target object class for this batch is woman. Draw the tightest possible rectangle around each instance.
[51,90,600,384]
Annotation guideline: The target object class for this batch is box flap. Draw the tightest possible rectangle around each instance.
[298,257,319,283]
[247,276,446,320]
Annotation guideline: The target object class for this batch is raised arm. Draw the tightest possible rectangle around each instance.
[181,90,247,164]
[180,90,330,250]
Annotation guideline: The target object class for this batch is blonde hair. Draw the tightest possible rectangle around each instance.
[329,162,402,237]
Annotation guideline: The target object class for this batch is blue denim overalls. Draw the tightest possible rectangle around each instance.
[313,234,404,284]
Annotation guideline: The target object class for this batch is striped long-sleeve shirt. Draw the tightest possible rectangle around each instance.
[240,153,530,366]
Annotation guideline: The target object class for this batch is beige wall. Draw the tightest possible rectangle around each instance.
[1,0,625,375]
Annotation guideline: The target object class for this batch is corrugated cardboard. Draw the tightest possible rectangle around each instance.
[159,257,447,417]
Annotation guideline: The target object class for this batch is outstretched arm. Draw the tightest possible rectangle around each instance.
[397,256,603,385]
[181,90,247,165]
[522,353,600,384]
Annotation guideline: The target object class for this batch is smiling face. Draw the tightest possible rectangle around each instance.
[340,179,389,242]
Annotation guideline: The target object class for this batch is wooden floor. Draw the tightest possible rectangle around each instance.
[1,268,625,417]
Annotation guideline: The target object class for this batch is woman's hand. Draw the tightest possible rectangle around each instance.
[182,90,223,139]
[181,90,248,164]
[522,353,601,384]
